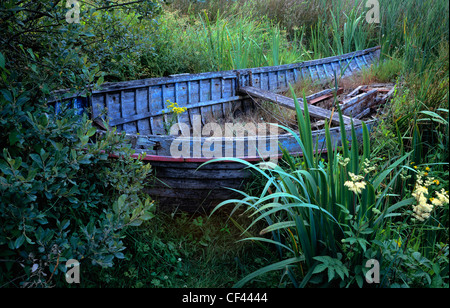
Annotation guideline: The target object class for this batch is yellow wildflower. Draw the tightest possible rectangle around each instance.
[363,158,376,173]
[425,167,430,171]
[411,182,432,221]
[411,176,448,222]
[338,156,350,167]
[344,172,366,194]
[433,189,449,207]
[348,172,364,182]
[344,181,366,194]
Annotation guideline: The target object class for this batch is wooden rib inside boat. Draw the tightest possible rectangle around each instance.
[50,46,392,210]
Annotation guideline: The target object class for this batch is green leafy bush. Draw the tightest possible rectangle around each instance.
[0,60,154,287]
[0,1,163,287]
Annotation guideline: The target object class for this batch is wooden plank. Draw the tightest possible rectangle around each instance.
[330,61,341,77]
[251,72,260,88]
[174,82,190,136]
[150,161,250,170]
[108,117,377,176]
[260,72,268,91]
[341,89,377,106]
[151,177,247,190]
[239,86,359,125]
[362,87,390,93]
[348,57,359,72]
[293,68,299,83]
[325,63,335,79]
[91,93,105,120]
[286,69,295,86]
[136,88,151,135]
[297,46,381,68]
[200,79,214,125]
[109,95,243,127]
[345,85,367,99]
[149,85,165,135]
[342,58,353,77]
[211,78,224,120]
[169,73,190,77]
[187,80,201,129]
[354,56,363,70]
[355,108,371,120]
[315,65,326,80]
[307,88,343,105]
[341,89,377,117]
[122,90,137,133]
[369,83,395,88]
[268,71,278,91]
[221,78,234,120]
[106,92,122,130]
[361,54,369,66]
[380,85,397,104]
[308,93,334,105]
[155,167,251,180]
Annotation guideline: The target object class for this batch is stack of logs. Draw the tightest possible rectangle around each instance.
[304,83,396,130]
[339,84,396,119]
[306,83,396,120]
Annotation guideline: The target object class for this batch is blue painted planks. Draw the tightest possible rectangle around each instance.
[211,78,224,120]
[136,87,151,135]
[122,90,137,133]
[200,79,214,125]
[149,85,165,135]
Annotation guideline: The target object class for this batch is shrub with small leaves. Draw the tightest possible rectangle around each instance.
[0,78,154,287]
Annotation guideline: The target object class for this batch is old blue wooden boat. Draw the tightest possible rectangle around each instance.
[51,46,391,208]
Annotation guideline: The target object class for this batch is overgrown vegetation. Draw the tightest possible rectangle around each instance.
[208,85,448,287]
[0,0,159,288]
[1,0,448,288]
[167,0,449,288]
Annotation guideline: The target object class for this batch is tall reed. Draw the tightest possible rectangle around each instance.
[144,8,309,75]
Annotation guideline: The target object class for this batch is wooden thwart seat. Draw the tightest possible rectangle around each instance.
[239,86,361,126]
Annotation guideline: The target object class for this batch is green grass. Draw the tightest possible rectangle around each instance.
[140,4,312,76]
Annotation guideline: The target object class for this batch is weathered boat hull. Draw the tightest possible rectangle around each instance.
[123,119,377,208]
[51,46,381,208]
